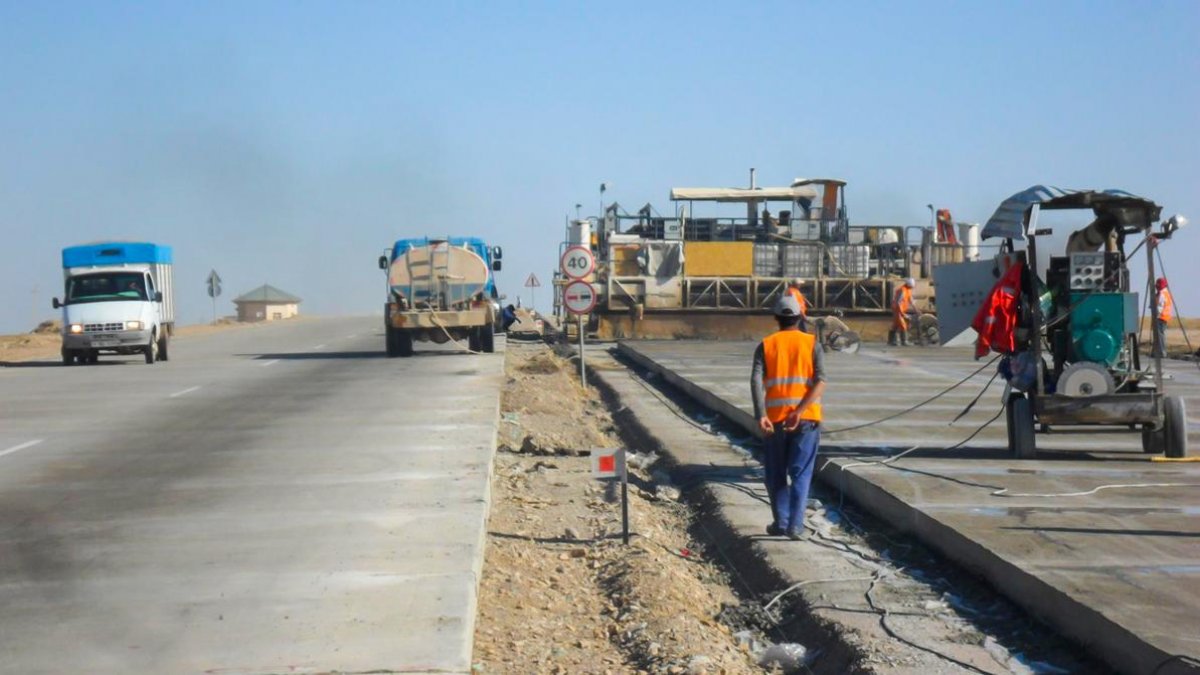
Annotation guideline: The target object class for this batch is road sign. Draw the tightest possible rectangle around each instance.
[562,280,596,315]
[524,273,541,288]
[206,270,223,298]
[560,246,595,280]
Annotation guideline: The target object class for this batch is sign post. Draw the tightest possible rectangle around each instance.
[561,279,596,386]
[206,270,223,324]
[591,447,630,544]
[524,272,541,312]
[560,247,596,388]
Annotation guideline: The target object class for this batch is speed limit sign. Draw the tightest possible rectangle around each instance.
[562,280,597,315]
[560,246,595,280]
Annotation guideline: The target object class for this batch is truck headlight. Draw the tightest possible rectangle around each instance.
[69,323,83,334]
[125,320,143,330]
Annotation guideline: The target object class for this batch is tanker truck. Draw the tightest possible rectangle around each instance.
[378,237,502,357]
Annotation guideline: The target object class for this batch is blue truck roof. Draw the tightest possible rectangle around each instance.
[63,242,173,268]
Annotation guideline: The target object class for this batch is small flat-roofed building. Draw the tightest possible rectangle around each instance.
[234,284,302,322]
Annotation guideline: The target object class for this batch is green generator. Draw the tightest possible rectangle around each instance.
[1068,292,1138,366]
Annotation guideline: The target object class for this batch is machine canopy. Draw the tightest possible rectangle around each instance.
[981,185,1161,240]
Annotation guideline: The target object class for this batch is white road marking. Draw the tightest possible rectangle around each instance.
[169,386,201,398]
[346,334,357,339]
[313,344,326,350]
[261,359,279,367]
[0,439,44,459]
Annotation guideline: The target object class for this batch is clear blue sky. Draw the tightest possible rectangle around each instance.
[2,1,1197,332]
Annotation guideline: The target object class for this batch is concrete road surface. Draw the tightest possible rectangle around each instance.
[620,340,1200,675]
[0,318,502,674]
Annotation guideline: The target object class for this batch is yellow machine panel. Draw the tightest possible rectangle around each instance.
[684,242,753,277]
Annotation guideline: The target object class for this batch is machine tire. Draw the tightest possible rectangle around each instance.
[396,330,414,357]
[1163,395,1189,458]
[1008,393,1037,459]
[1142,425,1165,454]
[468,328,481,352]
[61,348,75,366]
[144,331,157,364]
[87,351,99,364]
[481,325,495,353]
[158,333,169,362]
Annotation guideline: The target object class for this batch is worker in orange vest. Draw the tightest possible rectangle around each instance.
[1154,277,1174,358]
[889,277,916,346]
[786,278,809,329]
[751,294,826,540]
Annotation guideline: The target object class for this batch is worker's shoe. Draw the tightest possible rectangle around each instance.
[887,330,898,346]
[786,526,809,541]
[899,330,909,346]
[766,523,785,537]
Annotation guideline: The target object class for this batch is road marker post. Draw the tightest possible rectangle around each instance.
[591,447,629,544]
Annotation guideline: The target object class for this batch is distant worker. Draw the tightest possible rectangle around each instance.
[890,277,916,346]
[1153,278,1174,358]
[786,278,809,328]
[751,294,826,541]
[501,304,521,331]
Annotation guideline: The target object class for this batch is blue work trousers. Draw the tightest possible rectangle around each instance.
[763,421,820,531]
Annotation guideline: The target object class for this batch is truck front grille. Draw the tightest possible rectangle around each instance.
[84,323,125,333]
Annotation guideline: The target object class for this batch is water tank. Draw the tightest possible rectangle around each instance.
[569,219,592,246]
[958,223,980,261]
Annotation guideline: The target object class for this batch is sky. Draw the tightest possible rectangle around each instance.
[1,1,1197,333]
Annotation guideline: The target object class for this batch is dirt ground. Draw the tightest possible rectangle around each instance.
[0,318,268,365]
[472,342,765,674]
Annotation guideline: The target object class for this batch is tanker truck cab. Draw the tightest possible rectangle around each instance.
[54,243,176,365]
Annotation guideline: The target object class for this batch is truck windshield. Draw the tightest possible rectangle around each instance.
[66,273,148,303]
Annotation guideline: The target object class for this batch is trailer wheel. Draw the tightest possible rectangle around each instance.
[1008,393,1037,459]
[1163,396,1189,458]
[1141,424,1164,454]
[396,330,414,357]
[481,325,495,353]
[158,333,169,362]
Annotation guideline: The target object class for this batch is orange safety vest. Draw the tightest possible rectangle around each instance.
[1158,288,1174,323]
[761,330,822,423]
[787,287,808,316]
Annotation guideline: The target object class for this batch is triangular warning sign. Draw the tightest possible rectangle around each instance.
[524,273,542,288]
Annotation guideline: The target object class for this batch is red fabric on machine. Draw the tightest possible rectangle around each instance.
[972,261,1024,359]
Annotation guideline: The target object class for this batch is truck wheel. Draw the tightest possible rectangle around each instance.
[468,328,481,352]
[396,330,414,357]
[158,333,169,362]
[62,348,76,366]
[1163,396,1189,458]
[144,331,158,364]
[87,351,99,364]
[385,325,398,357]
[1008,393,1037,459]
[481,325,495,353]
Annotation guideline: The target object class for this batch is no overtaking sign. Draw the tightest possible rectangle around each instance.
[562,280,596,315]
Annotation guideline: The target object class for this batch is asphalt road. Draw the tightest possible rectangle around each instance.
[0,317,503,674]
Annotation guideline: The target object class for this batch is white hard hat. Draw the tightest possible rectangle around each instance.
[904,277,916,288]
[790,277,806,287]
[774,295,802,317]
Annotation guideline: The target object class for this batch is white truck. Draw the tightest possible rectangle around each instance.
[52,242,175,365]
